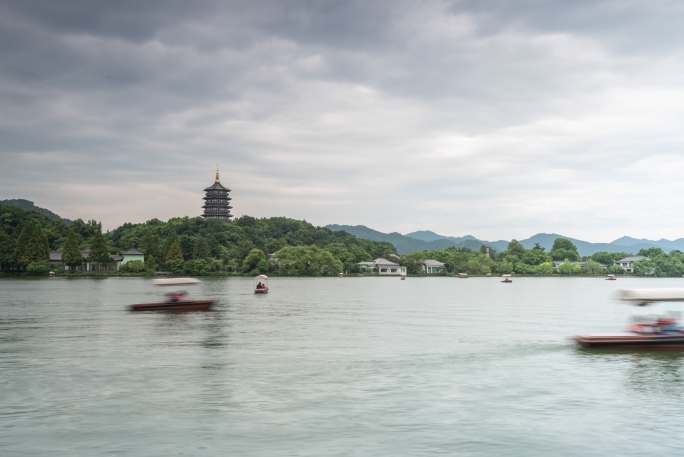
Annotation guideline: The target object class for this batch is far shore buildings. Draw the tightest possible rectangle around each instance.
[421,259,445,274]
[202,168,233,221]
[358,258,407,276]
[49,248,144,272]
[617,256,647,273]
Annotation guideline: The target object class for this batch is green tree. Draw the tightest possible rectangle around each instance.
[192,237,210,259]
[120,260,145,273]
[590,251,629,266]
[26,261,50,275]
[536,262,554,275]
[163,236,184,265]
[633,259,656,276]
[271,246,342,276]
[16,224,49,268]
[582,260,605,275]
[90,229,111,263]
[522,243,549,265]
[638,247,665,258]
[62,229,83,269]
[506,239,525,257]
[557,261,581,275]
[0,228,17,271]
[144,256,157,275]
[141,233,161,263]
[550,238,579,261]
[242,248,268,274]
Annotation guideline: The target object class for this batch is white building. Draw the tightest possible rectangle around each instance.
[617,256,647,273]
[357,258,407,276]
[421,259,445,274]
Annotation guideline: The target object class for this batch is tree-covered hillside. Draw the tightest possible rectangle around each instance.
[0,203,395,275]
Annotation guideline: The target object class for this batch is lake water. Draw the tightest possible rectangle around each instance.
[2,276,684,456]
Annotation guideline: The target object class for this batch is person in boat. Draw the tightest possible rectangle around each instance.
[256,282,265,290]
[165,290,188,303]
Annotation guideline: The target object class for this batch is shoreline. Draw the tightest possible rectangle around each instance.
[0,272,666,279]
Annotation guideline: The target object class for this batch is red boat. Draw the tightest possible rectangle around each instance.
[255,274,269,294]
[129,299,215,312]
[129,278,215,312]
[575,288,684,349]
[575,332,684,349]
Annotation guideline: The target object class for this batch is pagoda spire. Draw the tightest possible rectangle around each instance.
[215,165,220,183]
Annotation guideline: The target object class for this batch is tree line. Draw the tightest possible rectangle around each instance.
[398,238,684,277]
[0,203,395,275]
[4,202,684,277]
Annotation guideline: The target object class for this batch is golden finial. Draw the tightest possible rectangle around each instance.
[215,165,220,183]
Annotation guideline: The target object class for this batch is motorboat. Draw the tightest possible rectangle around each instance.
[575,288,684,348]
[501,274,513,283]
[606,274,617,281]
[457,273,468,278]
[129,278,215,312]
[255,274,269,294]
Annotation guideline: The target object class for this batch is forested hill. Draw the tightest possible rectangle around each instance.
[0,199,68,222]
[0,202,395,275]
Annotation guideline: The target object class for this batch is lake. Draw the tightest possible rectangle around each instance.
[2,276,684,456]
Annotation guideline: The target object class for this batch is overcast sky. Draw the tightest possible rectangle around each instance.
[3,1,684,241]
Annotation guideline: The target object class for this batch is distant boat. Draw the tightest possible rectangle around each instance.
[501,274,513,283]
[457,273,468,278]
[606,274,617,281]
[255,274,269,294]
[129,278,214,312]
[400,272,407,280]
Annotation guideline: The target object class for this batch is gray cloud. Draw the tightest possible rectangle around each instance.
[2,0,684,241]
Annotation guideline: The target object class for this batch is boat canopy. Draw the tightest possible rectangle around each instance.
[618,288,684,303]
[256,274,268,280]
[153,278,201,286]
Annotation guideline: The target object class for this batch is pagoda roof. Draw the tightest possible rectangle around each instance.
[204,181,230,191]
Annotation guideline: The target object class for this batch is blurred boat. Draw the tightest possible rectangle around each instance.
[501,274,512,283]
[457,273,468,278]
[575,288,684,348]
[129,277,214,312]
[255,274,269,294]
[606,274,617,281]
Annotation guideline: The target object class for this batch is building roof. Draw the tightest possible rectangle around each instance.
[618,256,647,262]
[373,257,399,266]
[421,259,445,267]
[121,248,144,256]
[204,181,230,192]
[110,254,123,262]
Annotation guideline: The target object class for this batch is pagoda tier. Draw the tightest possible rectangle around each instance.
[202,169,233,221]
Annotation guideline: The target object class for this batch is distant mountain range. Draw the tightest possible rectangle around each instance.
[327,224,684,256]
[0,199,68,222]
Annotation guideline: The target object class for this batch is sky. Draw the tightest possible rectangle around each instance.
[3,0,684,241]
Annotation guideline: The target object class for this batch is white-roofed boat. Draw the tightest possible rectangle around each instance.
[129,278,214,311]
[255,274,269,294]
[575,288,684,349]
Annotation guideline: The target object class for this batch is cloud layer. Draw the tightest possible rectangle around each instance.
[2,0,684,241]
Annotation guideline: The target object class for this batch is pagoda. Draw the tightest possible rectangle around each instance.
[202,168,233,221]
